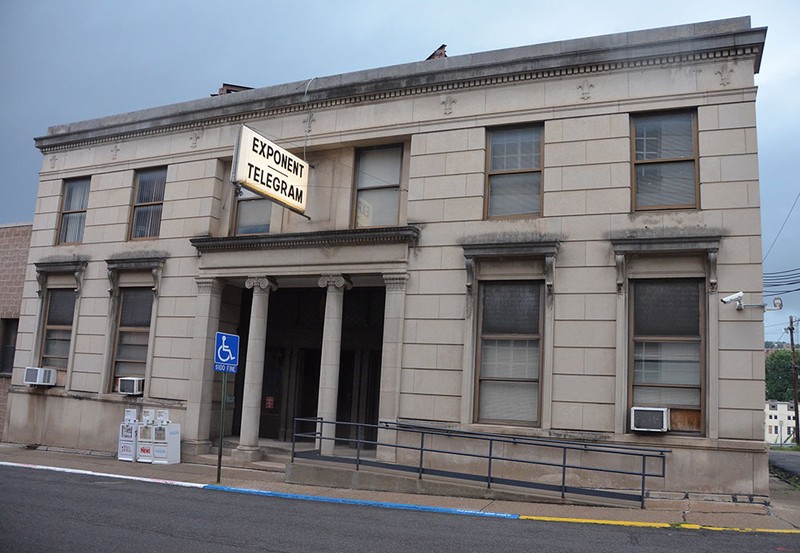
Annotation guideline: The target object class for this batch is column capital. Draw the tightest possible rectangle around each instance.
[195,276,224,296]
[318,274,352,290]
[245,277,278,291]
[382,272,409,292]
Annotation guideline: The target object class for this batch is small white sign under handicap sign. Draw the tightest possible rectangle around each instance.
[214,332,239,373]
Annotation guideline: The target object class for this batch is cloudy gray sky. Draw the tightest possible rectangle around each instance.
[1,0,798,340]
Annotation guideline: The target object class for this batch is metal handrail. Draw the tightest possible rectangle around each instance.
[291,418,670,508]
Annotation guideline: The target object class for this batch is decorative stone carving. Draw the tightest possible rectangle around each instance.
[715,64,733,86]
[189,129,202,149]
[578,79,594,100]
[382,272,408,292]
[195,277,223,296]
[303,114,315,134]
[34,260,88,297]
[49,155,57,169]
[615,253,626,294]
[441,96,456,115]
[318,274,352,290]
[245,277,277,292]
[111,144,120,160]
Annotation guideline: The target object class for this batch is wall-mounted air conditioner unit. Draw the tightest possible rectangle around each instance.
[118,377,145,396]
[631,407,669,432]
[23,367,57,386]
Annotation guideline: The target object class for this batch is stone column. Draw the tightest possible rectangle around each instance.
[183,277,224,456]
[316,274,351,455]
[232,277,277,462]
[377,272,408,463]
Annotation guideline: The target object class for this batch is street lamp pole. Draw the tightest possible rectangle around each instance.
[788,316,799,446]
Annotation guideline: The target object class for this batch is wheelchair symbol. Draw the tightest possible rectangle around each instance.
[217,335,236,363]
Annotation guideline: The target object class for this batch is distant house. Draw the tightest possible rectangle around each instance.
[765,401,797,445]
[6,17,769,500]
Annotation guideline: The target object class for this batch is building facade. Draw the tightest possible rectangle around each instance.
[6,18,769,497]
[0,223,32,441]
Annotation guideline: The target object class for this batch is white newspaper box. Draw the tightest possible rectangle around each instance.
[152,423,181,465]
[137,424,154,463]
[118,423,137,462]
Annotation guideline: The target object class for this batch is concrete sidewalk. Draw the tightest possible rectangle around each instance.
[2,442,799,533]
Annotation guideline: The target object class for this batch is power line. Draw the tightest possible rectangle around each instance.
[763,189,800,263]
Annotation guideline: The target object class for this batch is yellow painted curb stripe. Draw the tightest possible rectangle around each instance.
[518,515,800,534]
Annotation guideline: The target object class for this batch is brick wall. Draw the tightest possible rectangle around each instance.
[0,223,31,440]
[0,223,32,318]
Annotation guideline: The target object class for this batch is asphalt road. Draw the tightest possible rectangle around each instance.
[0,466,795,553]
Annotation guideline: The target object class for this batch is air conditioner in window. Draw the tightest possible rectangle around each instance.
[118,377,145,396]
[631,407,669,432]
[23,367,57,386]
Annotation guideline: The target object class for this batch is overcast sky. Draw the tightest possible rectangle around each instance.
[1,1,798,340]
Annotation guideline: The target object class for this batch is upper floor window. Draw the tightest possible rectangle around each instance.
[486,126,542,218]
[58,177,90,244]
[630,278,704,433]
[234,188,272,235]
[632,112,697,210]
[41,289,76,369]
[130,167,166,239]
[355,145,402,228]
[476,280,542,425]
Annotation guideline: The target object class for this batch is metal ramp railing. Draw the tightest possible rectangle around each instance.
[291,418,670,508]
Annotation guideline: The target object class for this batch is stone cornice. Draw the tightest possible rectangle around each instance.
[190,226,420,254]
[35,18,765,153]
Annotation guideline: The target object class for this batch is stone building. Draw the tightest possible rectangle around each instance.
[5,17,769,498]
[0,223,32,440]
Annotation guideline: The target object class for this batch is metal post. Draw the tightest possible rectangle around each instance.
[788,316,799,445]
[561,449,567,499]
[215,372,227,483]
[418,432,425,480]
[487,440,493,489]
[640,456,647,509]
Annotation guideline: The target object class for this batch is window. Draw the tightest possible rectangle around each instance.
[355,145,402,227]
[630,279,704,433]
[486,126,542,218]
[58,177,90,244]
[476,281,541,425]
[112,287,154,386]
[632,112,697,210]
[41,289,76,369]
[130,167,166,239]
[234,188,272,235]
[1,318,19,373]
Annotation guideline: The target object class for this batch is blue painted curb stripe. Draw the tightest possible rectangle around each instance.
[203,484,520,519]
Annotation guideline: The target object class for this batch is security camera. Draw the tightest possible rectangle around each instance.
[720,291,744,304]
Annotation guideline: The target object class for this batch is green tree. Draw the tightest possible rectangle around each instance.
[766,349,795,401]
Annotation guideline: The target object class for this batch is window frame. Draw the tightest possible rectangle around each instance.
[627,278,706,434]
[631,110,699,212]
[40,288,77,370]
[485,124,544,220]
[111,286,154,391]
[353,144,403,228]
[57,177,91,245]
[129,167,167,240]
[474,279,544,426]
[0,318,19,373]
[232,186,272,235]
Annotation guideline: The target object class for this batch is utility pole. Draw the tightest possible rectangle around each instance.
[788,316,799,446]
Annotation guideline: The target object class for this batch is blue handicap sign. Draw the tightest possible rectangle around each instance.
[214,332,239,373]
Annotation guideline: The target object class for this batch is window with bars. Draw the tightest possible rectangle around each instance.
[58,177,90,244]
[41,289,76,369]
[632,112,697,210]
[476,281,541,425]
[630,279,704,433]
[486,126,542,218]
[112,287,154,387]
[130,168,166,239]
[354,145,402,228]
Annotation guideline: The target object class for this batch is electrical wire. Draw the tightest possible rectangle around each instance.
[763,188,800,263]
